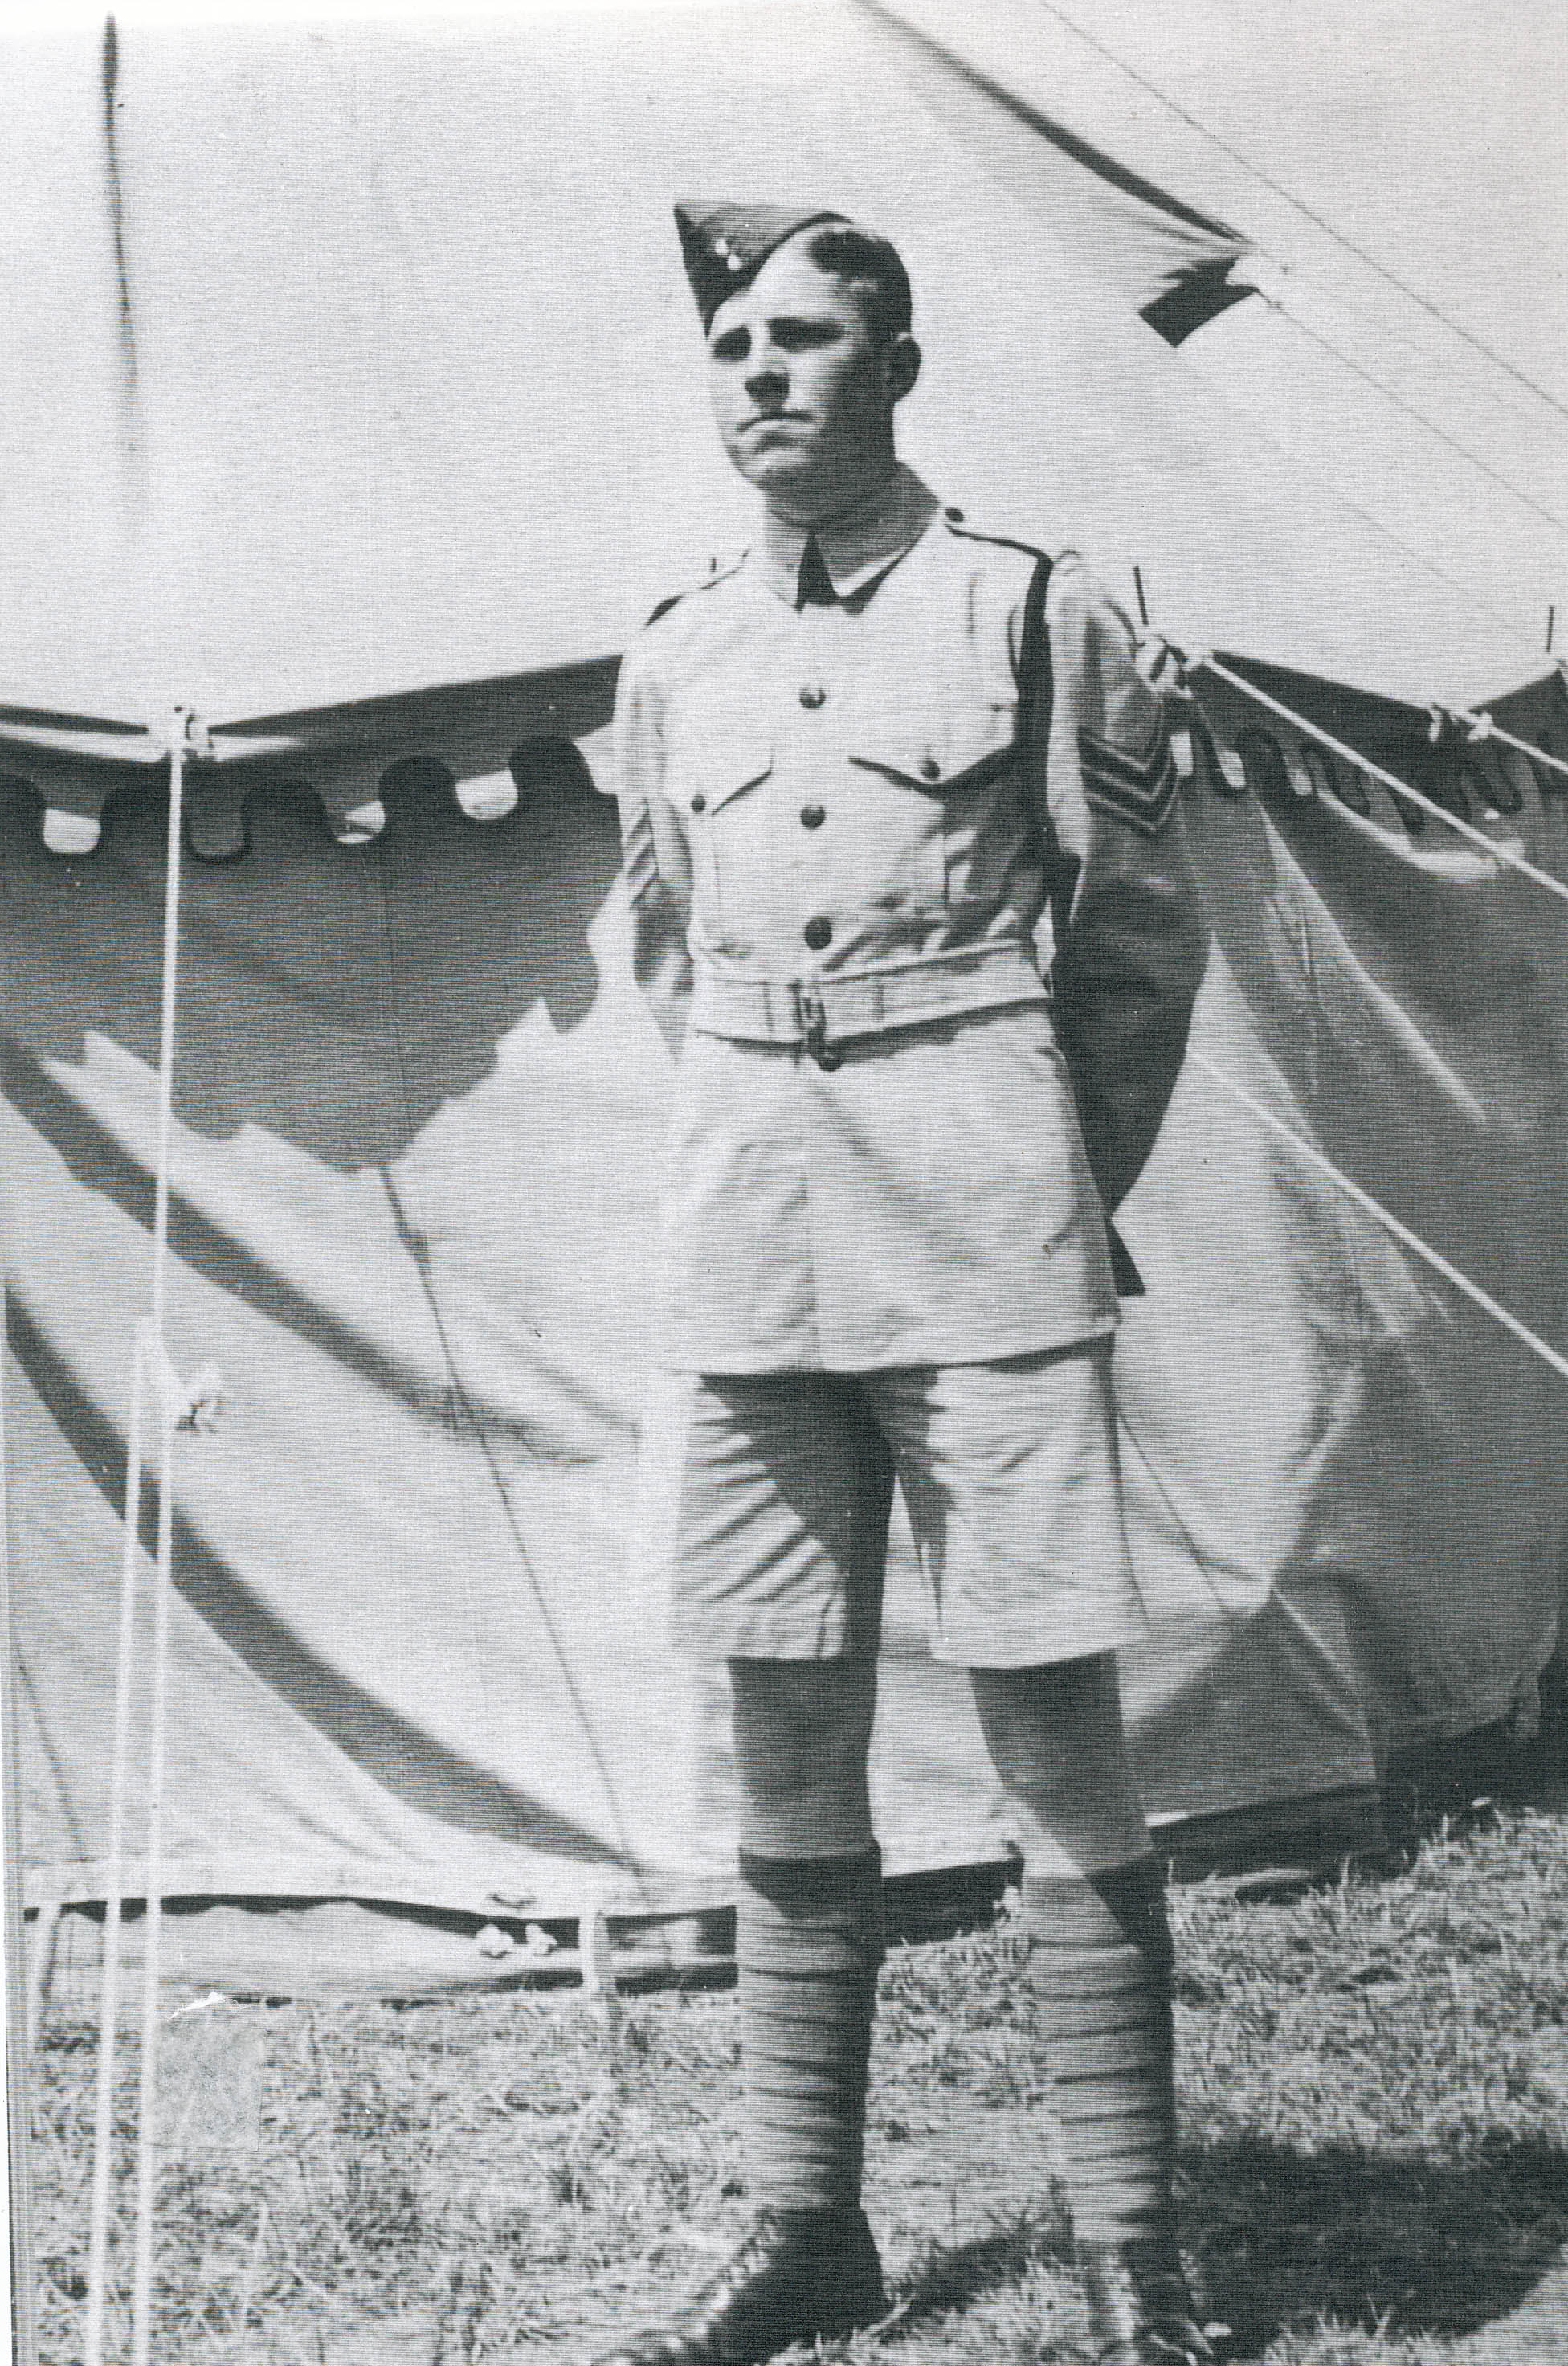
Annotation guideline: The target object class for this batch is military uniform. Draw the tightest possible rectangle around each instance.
[615,461,1205,1667]
[616,464,1201,1370]
[592,201,1219,2366]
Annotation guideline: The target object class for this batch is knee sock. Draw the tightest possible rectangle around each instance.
[1023,1856,1178,2253]
[736,1845,884,2217]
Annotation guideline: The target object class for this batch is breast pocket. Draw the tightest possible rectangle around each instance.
[664,736,774,946]
[846,706,1019,914]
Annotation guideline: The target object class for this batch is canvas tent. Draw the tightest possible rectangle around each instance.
[873,0,1568,664]
[3,0,1566,1996]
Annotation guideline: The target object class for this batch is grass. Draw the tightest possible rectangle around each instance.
[27,1806,1568,2365]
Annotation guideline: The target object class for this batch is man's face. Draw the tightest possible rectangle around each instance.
[705,239,913,523]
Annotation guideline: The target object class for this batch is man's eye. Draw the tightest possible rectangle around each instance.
[774,322,839,351]
[710,332,749,362]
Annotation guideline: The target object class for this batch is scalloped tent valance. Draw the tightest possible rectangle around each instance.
[1,0,1553,748]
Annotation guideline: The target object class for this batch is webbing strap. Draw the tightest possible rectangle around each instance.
[1017,550,1056,789]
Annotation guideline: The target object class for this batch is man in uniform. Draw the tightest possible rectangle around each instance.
[598,201,1212,2366]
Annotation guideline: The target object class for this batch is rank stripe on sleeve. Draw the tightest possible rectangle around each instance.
[1077,717,1178,837]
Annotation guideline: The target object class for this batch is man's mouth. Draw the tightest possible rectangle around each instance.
[743,411,811,431]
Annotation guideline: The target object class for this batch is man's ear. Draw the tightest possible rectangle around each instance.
[885,333,921,406]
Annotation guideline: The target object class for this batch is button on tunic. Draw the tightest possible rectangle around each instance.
[614,466,1205,1373]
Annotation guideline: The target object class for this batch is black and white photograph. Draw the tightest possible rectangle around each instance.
[2,2,1566,2360]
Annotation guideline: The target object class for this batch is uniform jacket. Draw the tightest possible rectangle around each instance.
[614,465,1206,1373]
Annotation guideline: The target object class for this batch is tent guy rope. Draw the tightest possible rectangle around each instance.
[1454,709,1568,785]
[1188,1051,1568,1387]
[1266,300,1568,535]
[1032,0,1568,431]
[1197,658,1568,907]
[84,709,194,2366]
[1185,657,1568,1385]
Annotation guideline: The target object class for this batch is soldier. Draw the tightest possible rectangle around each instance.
[598,201,1212,2366]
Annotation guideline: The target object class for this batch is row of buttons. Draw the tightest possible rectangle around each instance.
[689,797,828,823]
[687,684,827,817]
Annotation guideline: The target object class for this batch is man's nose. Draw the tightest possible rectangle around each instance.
[745,347,787,403]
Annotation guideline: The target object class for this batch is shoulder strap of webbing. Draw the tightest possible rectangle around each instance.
[1016,551,1055,792]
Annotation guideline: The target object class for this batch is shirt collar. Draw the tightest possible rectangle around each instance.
[755,464,940,606]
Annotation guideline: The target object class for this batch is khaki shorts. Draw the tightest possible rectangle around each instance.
[631,1342,1145,1668]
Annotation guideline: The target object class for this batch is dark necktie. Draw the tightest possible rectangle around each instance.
[796,534,838,608]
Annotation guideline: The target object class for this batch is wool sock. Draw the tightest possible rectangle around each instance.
[736,1845,884,2216]
[1023,1856,1178,2251]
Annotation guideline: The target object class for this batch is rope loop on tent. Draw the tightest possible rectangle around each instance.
[1196,658,1568,907]
[83,712,194,2366]
[1444,705,1568,786]
[1190,1049,1568,1385]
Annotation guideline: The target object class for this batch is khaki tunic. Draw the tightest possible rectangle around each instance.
[614,465,1205,1373]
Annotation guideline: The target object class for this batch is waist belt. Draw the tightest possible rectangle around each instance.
[689,941,1048,1069]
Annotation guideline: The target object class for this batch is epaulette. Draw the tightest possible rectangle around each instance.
[643,550,747,629]
[938,505,1050,566]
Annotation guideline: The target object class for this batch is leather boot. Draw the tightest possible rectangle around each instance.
[1078,2236,1218,2364]
[590,2205,885,2366]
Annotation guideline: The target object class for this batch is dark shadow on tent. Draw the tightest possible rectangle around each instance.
[0,748,622,1170]
[0,1040,617,1456]
[4,1293,629,1870]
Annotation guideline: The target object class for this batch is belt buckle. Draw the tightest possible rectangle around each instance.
[798,986,843,1073]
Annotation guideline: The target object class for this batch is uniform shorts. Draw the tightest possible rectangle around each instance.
[631,1340,1146,1668]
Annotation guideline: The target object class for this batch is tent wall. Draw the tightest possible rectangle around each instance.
[5,673,1566,1988]
[3,1,1565,1992]
[875,0,1568,664]
[1,6,1548,727]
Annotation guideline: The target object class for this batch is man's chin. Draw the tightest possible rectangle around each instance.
[732,447,818,501]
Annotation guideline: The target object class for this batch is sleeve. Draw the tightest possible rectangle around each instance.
[1027,551,1207,1220]
[611,633,694,1060]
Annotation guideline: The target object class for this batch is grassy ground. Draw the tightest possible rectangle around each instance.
[27,1807,1568,2366]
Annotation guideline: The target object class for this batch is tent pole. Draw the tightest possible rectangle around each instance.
[127,716,192,2366]
[1,1295,41,2366]
[82,711,193,2366]
[82,1342,149,2366]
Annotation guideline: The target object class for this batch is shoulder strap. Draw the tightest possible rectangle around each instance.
[1017,552,1055,788]
[1019,550,1074,935]
[941,518,1052,749]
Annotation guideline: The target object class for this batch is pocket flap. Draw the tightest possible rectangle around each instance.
[668,738,773,815]
[848,705,1016,791]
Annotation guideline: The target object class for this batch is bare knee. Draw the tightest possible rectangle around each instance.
[731,1659,877,1800]
[970,1655,1147,1874]
[971,1654,1122,1790]
[729,1659,878,1856]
